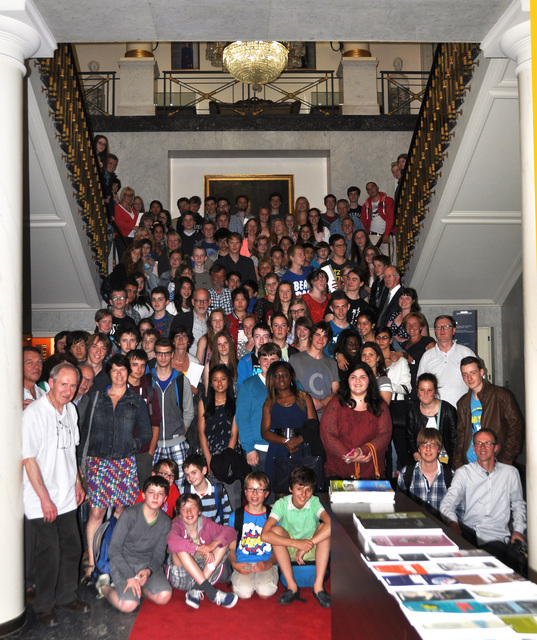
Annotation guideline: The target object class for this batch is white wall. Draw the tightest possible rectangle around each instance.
[170,154,328,213]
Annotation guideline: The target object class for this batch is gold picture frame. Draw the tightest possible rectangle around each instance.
[204,174,295,216]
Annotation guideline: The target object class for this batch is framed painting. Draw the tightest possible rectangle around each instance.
[171,42,200,70]
[204,174,295,216]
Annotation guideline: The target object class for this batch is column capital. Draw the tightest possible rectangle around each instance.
[0,0,56,72]
[499,20,531,74]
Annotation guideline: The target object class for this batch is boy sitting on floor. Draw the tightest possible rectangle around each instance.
[183,454,232,525]
[97,475,172,611]
[261,466,331,608]
[167,494,238,609]
[229,472,278,600]
[135,458,180,518]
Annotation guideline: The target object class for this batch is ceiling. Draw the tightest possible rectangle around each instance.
[32,0,512,44]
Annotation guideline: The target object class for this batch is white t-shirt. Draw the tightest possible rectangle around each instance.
[22,394,80,520]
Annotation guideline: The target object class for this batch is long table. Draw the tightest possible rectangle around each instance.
[324,492,472,640]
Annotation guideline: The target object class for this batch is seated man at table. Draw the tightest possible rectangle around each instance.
[261,466,331,608]
[440,428,527,573]
[398,428,452,514]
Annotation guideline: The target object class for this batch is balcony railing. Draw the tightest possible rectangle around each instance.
[155,70,339,116]
[79,71,117,117]
[378,71,429,115]
[395,43,480,273]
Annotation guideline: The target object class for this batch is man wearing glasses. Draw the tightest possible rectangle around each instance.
[417,315,475,407]
[109,287,137,340]
[170,288,211,357]
[440,428,526,573]
[150,338,194,489]
[320,234,358,283]
[22,363,89,627]
[454,356,523,469]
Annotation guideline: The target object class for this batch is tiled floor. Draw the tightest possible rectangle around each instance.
[8,583,137,640]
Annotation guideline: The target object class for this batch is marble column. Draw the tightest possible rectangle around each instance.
[499,19,535,577]
[0,12,48,635]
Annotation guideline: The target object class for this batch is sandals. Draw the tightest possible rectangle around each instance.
[81,565,94,585]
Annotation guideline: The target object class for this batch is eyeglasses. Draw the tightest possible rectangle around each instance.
[333,242,346,248]
[158,471,175,481]
[419,443,439,449]
[193,299,209,304]
[376,335,390,341]
[111,296,125,301]
[434,325,454,331]
[245,488,266,494]
[155,351,172,357]
[474,441,496,448]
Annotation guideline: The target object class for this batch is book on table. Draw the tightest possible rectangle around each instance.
[329,479,394,504]
[354,511,443,538]
[366,532,459,555]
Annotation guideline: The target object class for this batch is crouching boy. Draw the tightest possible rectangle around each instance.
[97,475,172,611]
[229,472,278,599]
[261,466,331,608]
[167,494,238,609]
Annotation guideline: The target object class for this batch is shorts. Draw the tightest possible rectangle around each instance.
[111,566,172,604]
[166,551,229,591]
[231,564,279,599]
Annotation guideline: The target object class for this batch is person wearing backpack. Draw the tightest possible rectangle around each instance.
[150,337,194,490]
[397,427,452,513]
[228,472,278,600]
[96,475,172,611]
[182,454,232,525]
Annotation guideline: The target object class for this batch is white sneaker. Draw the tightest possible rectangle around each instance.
[185,588,204,609]
[95,574,110,599]
[210,590,238,609]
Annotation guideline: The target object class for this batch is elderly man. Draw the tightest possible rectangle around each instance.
[170,288,211,356]
[377,265,403,328]
[454,356,523,469]
[23,363,90,627]
[440,428,526,573]
[417,315,475,407]
[329,199,364,236]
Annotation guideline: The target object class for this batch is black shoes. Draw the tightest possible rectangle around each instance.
[313,589,332,608]
[37,610,59,627]
[58,598,91,613]
[278,588,305,605]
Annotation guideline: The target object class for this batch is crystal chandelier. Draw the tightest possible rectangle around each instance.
[223,41,288,85]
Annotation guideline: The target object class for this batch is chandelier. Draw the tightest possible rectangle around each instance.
[222,41,288,85]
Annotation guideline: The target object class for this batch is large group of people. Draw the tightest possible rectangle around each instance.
[21,140,528,626]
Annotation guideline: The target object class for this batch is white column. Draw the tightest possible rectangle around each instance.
[499,20,536,577]
[339,42,379,115]
[0,12,46,636]
[118,42,158,116]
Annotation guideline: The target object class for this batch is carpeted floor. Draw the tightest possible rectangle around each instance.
[129,582,331,640]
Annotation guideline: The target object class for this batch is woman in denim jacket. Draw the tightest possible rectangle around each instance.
[80,353,152,582]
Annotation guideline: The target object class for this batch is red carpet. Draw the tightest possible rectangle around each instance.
[129,582,331,640]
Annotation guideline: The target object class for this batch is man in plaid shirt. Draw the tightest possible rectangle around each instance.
[398,428,452,512]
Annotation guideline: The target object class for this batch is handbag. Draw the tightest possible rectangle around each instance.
[389,384,411,430]
[210,446,252,484]
[273,442,325,494]
[352,442,381,480]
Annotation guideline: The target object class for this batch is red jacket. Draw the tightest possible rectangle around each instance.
[360,192,395,235]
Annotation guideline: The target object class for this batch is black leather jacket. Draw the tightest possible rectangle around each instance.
[406,399,457,464]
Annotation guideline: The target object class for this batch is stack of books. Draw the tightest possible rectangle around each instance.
[329,479,394,504]
[354,512,459,555]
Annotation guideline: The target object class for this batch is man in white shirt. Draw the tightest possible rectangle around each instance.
[417,315,475,406]
[22,363,89,627]
[23,346,47,409]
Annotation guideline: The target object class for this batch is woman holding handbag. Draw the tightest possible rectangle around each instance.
[261,362,317,494]
[320,362,392,479]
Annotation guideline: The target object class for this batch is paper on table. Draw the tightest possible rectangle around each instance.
[186,362,204,388]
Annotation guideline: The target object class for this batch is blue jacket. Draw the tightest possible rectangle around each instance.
[80,387,152,461]
[235,374,268,454]
[237,352,261,390]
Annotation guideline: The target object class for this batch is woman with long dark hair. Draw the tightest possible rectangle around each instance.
[198,364,238,475]
[350,229,373,265]
[320,362,392,479]
[203,330,238,390]
[261,361,316,491]
[334,328,362,381]
[308,208,330,244]
[92,134,109,169]
[360,341,393,405]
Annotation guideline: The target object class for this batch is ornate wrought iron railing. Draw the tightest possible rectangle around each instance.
[378,70,429,115]
[78,71,117,116]
[395,43,481,273]
[37,44,108,278]
[156,70,339,115]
